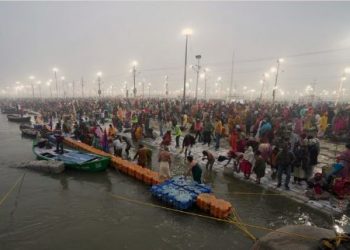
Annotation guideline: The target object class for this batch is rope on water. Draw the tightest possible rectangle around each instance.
[109,192,321,242]
[0,174,25,207]
[213,191,286,196]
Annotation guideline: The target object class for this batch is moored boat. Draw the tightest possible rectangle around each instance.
[1,106,19,114]
[7,114,31,123]
[32,140,109,172]
[21,128,38,138]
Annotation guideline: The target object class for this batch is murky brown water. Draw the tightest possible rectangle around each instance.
[0,114,335,250]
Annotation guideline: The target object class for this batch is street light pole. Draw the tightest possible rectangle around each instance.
[194,55,201,102]
[182,28,192,104]
[272,58,284,104]
[259,73,269,101]
[200,68,209,101]
[335,68,350,105]
[131,61,138,98]
[148,83,151,98]
[217,76,222,99]
[61,76,66,98]
[336,76,347,105]
[81,77,84,98]
[37,81,42,98]
[29,76,35,99]
[165,75,168,97]
[52,68,58,98]
[124,81,128,98]
[47,80,52,98]
[97,72,102,98]
[204,74,207,100]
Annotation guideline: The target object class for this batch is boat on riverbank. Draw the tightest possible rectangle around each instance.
[1,106,19,114]
[7,114,31,123]
[33,140,110,172]
[21,128,38,138]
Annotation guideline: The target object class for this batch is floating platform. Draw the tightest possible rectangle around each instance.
[62,137,234,219]
[15,160,65,174]
[150,176,211,210]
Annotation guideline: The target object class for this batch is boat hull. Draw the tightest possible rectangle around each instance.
[33,142,109,172]
[21,128,38,138]
[7,115,31,123]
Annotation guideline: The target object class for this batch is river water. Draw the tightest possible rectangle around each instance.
[0,113,335,249]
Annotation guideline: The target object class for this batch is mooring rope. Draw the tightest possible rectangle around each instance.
[110,192,321,242]
[0,174,25,207]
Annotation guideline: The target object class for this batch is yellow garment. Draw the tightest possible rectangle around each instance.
[183,114,188,126]
[135,127,143,141]
[320,115,328,132]
[215,120,223,135]
[108,126,116,138]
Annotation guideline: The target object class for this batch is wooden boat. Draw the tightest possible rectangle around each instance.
[7,114,31,123]
[19,124,33,130]
[32,140,109,172]
[1,107,19,114]
[21,128,38,138]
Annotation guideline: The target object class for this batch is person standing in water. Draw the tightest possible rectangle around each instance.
[185,155,202,184]
[158,146,171,181]
[202,150,215,171]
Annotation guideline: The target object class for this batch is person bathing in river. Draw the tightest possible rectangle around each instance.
[158,146,171,182]
[185,155,202,184]
[202,150,215,171]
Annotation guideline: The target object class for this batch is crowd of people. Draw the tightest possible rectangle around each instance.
[2,97,350,200]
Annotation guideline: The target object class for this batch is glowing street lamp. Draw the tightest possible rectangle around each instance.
[182,27,193,103]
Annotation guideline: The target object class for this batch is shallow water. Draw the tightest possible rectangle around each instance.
[0,114,335,250]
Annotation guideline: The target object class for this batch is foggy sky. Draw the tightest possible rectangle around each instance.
[1,1,350,98]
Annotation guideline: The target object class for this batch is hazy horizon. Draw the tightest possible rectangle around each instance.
[1,1,350,98]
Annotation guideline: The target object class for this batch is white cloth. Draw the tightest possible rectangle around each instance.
[113,139,123,149]
[159,161,171,180]
[243,146,255,165]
